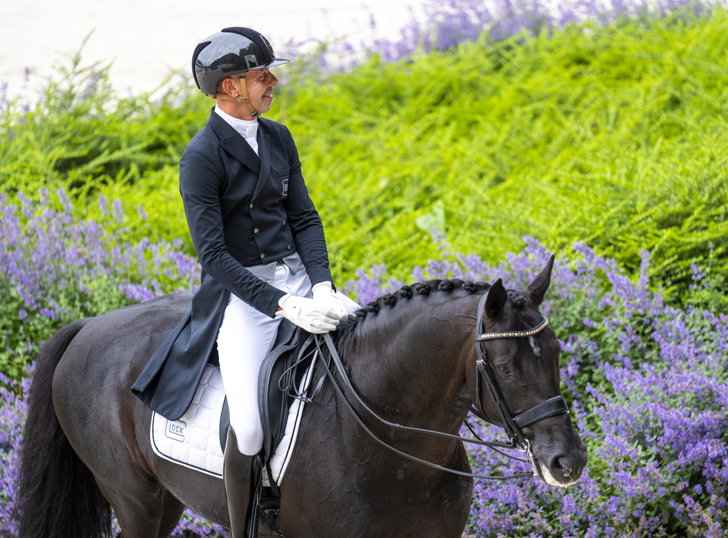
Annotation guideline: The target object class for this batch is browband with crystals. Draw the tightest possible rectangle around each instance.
[476,317,549,341]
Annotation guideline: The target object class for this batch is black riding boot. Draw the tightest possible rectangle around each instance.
[223,428,258,538]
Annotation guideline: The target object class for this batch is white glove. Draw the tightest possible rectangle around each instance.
[312,281,349,320]
[276,293,339,334]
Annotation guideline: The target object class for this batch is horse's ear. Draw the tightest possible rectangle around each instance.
[485,279,507,319]
[525,254,555,306]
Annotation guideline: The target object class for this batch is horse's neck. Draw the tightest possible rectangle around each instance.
[343,293,477,432]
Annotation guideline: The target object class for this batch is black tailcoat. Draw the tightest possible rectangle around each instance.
[131,108,333,420]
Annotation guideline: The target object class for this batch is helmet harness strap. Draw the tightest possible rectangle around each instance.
[214,75,259,118]
[235,76,259,117]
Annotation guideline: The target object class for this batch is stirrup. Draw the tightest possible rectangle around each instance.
[258,487,281,534]
[247,456,282,536]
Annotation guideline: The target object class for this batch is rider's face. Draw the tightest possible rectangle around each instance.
[238,68,278,118]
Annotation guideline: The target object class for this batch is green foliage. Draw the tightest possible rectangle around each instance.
[0,274,127,379]
[278,10,728,304]
[1,9,726,309]
[78,165,190,250]
[0,41,205,209]
[0,10,726,533]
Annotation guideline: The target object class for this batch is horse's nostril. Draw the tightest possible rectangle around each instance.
[561,463,573,479]
[551,454,575,479]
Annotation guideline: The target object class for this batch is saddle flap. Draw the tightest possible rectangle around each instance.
[258,322,316,459]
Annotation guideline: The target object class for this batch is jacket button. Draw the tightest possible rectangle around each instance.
[254,228,259,234]
[282,219,286,226]
[287,244,292,250]
[260,253,266,259]
[250,203,254,209]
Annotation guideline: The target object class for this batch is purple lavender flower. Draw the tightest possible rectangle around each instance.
[0,188,200,379]
[1,231,725,534]
[294,0,718,72]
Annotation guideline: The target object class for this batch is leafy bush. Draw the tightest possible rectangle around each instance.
[0,44,200,187]
[0,188,199,379]
[1,3,726,533]
[2,2,726,311]
[0,46,204,247]
[283,6,728,305]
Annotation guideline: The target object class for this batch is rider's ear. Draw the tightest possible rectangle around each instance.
[220,77,237,97]
[485,279,507,319]
[525,255,555,306]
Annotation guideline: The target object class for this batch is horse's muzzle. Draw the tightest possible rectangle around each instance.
[527,416,588,487]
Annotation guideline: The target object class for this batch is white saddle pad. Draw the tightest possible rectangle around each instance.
[150,356,316,485]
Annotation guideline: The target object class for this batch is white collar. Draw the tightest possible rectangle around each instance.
[215,105,259,139]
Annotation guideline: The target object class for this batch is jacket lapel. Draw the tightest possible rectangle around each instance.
[207,109,261,176]
[251,128,271,202]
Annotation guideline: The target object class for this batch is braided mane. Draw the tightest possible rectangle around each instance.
[337,279,490,334]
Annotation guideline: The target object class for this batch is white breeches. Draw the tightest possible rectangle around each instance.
[216,255,360,456]
[217,257,311,455]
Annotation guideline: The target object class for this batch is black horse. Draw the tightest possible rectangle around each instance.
[15,256,586,537]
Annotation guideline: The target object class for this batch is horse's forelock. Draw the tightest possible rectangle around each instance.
[502,289,548,334]
[506,289,527,311]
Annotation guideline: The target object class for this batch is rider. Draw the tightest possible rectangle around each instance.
[132,27,356,536]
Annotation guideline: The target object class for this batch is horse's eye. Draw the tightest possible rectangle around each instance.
[496,364,511,376]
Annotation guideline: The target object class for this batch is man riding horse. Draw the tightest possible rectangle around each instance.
[130,27,356,537]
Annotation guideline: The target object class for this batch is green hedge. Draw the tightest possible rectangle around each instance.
[1,9,725,307]
[279,10,728,300]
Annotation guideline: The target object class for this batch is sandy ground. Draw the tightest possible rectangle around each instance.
[0,0,420,98]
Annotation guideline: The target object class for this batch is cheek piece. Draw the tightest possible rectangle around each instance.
[215,76,259,117]
[236,77,259,117]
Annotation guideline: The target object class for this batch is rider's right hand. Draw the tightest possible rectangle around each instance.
[275,294,339,334]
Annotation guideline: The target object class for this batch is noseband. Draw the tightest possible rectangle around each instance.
[472,291,569,450]
[312,287,568,480]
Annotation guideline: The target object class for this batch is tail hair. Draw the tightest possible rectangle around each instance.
[14,319,113,538]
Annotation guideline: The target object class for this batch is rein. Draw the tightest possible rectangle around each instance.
[311,289,568,481]
[314,334,530,480]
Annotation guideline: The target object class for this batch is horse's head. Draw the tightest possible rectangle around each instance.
[474,256,587,487]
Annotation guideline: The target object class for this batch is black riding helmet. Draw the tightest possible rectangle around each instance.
[192,27,289,96]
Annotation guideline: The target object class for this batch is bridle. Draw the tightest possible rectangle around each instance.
[310,288,569,480]
[471,290,569,453]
